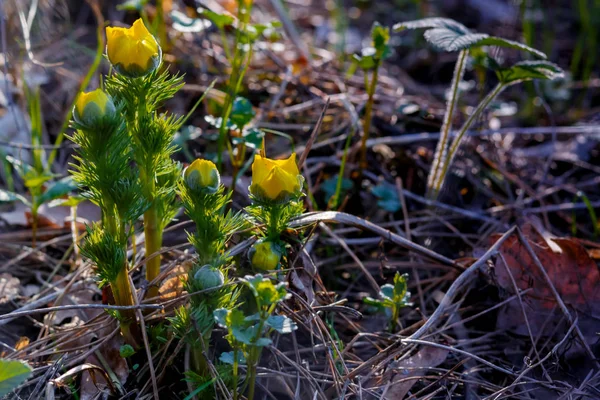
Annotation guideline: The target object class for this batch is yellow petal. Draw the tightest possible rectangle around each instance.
[76,89,108,116]
[260,166,298,200]
[131,18,151,39]
[106,19,159,74]
[272,153,299,176]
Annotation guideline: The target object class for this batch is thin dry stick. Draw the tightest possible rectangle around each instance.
[516,228,600,368]
[130,277,159,399]
[0,303,164,322]
[484,320,578,400]
[290,211,456,267]
[318,222,380,293]
[298,97,330,169]
[406,226,516,341]
[498,253,550,382]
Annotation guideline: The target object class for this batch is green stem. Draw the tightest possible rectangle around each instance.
[112,266,139,348]
[31,205,38,249]
[432,82,507,197]
[144,204,162,299]
[359,64,380,170]
[426,49,468,199]
[232,347,240,400]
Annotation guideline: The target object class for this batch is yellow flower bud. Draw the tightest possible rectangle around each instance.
[106,19,161,78]
[249,240,283,270]
[184,159,220,193]
[73,89,116,126]
[249,153,301,202]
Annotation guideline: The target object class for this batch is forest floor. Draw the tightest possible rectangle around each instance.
[1,0,599,399]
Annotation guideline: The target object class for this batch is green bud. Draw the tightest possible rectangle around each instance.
[194,265,224,290]
[184,159,220,193]
[248,239,283,270]
[73,89,116,127]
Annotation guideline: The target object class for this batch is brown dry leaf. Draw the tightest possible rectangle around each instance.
[80,335,129,400]
[493,228,600,337]
[366,346,449,399]
[159,260,193,301]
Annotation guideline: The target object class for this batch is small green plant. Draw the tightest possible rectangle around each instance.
[393,18,563,199]
[364,272,411,331]
[0,85,76,247]
[104,18,184,299]
[348,22,391,170]
[245,152,305,270]
[0,359,32,397]
[70,88,147,346]
[198,2,280,169]
[170,158,244,384]
[214,274,297,400]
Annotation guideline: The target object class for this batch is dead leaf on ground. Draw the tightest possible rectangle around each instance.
[492,226,600,342]
[80,335,129,400]
[366,346,449,399]
[159,260,193,301]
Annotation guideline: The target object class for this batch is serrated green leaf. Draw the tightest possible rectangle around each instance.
[119,344,135,358]
[219,351,246,365]
[254,337,272,347]
[321,175,352,202]
[371,22,390,59]
[379,284,394,300]
[23,173,53,190]
[244,275,289,307]
[393,17,469,34]
[5,156,33,178]
[392,273,409,303]
[48,195,85,208]
[231,128,265,149]
[371,184,400,212]
[0,189,29,205]
[423,29,489,52]
[394,17,546,59]
[0,359,33,397]
[39,176,76,205]
[473,37,546,59]
[266,315,297,334]
[199,9,235,30]
[495,60,564,84]
[229,97,255,129]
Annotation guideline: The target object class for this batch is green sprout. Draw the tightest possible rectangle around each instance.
[347,22,391,171]
[364,272,411,332]
[214,274,297,400]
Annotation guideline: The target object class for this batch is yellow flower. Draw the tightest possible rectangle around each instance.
[184,159,220,192]
[106,18,161,77]
[250,153,301,201]
[249,240,282,270]
[73,89,115,126]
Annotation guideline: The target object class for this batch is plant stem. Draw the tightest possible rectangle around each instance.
[31,207,38,249]
[112,266,139,347]
[426,49,468,199]
[432,82,507,197]
[144,204,162,299]
[359,64,380,170]
[232,347,239,400]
